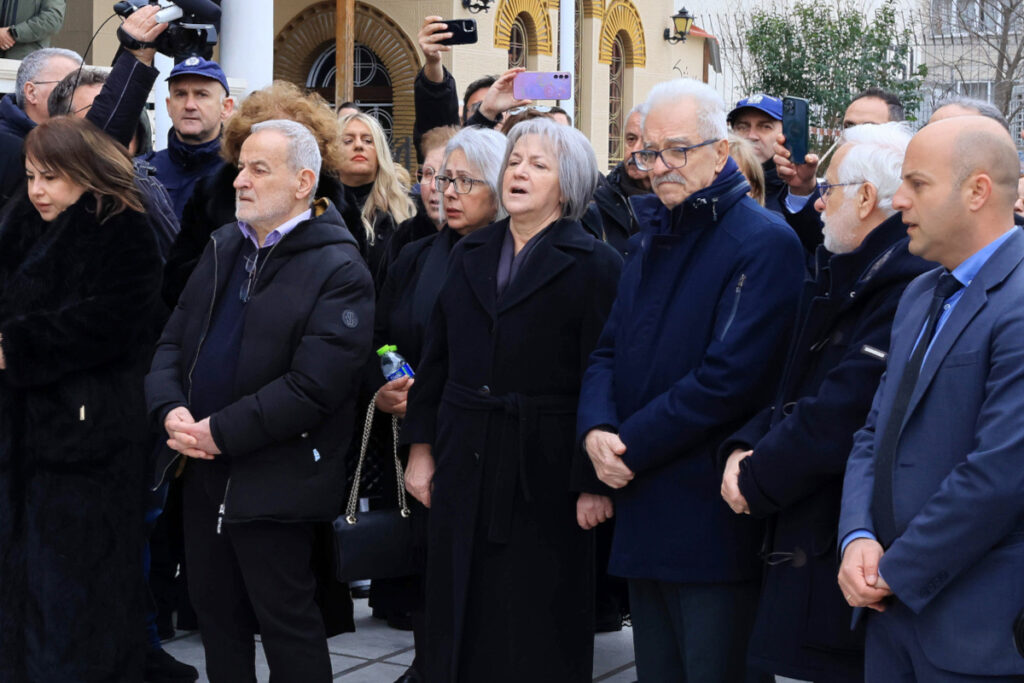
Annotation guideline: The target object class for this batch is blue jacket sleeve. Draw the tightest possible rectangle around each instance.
[615,227,804,474]
[576,272,629,442]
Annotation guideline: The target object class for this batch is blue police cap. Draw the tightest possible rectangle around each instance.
[727,93,783,123]
[166,56,229,95]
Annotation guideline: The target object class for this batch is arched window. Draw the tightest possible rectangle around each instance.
[508,15,529,68]
[307,43,394,141]
[608,34,625,165]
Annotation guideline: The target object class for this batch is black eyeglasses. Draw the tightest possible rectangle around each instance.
[818,181,862,199]
[435,175,486,195]
[631,139,719,172]
[417,166,437,183]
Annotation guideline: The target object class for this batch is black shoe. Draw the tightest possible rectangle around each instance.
[393,668,423,683]
[386,611,414,631]
[156,620,176,642]
[595,614,623,633]
[144,648,198,683]
[175,614,198,632]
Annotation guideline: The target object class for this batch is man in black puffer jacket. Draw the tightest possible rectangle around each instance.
[146,120,374,683]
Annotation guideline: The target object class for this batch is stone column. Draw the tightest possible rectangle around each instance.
[219,0,273,96]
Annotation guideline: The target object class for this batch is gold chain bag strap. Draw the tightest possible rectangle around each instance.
[332,388,414,582]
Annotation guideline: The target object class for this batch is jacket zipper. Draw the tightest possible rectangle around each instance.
[153,235,220,492]
[720,273,746,339]
[214,235,286,531]
[217,479,232,534]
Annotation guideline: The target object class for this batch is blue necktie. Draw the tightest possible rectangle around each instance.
[870,271,962,547]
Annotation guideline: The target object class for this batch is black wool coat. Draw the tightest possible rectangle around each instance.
[374,225,457,371]
[402,217,621,683]
[0,195,162,682]
[146,200,375,523]
[719,213,930,681]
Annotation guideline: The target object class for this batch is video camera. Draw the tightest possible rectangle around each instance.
[113,0,220,60]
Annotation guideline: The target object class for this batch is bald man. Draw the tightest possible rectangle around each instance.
[838,116,1024,680]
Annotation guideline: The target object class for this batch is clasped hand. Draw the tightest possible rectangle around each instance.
[584,429,634,489]
[838,538,892,612]
[720,449,751,514]
[164,406,220,460]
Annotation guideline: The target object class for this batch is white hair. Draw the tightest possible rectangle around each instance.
[438,126,508,223]
[835,122,913,214]
[627,102,648,120]
[251,119,322,199]
[500,117,600,222]
[643,78,728,141]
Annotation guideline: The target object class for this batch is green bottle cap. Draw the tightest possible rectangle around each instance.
[376,344,397,356]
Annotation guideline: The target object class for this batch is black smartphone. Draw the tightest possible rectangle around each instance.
[438,19,478,46]
[782,96,810,165]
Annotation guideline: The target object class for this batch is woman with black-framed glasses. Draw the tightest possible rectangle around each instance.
[371,125,507,682]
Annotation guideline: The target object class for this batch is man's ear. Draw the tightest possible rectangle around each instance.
[713,138,730,173]
[221,96,235,120]
[23,82,38,106]
[858,182,879,221]
[296,168,317,200]
[964,171,993,212]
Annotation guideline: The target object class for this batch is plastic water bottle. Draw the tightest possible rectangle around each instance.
[378,344,415,381]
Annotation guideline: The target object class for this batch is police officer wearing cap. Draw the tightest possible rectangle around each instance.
[728,93,786,215]
[143,56,234,220]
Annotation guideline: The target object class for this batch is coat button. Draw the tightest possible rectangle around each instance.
[479,385,490,395]
[301,432,309,438]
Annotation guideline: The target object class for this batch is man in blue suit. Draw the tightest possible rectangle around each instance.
[838,115,1024,680]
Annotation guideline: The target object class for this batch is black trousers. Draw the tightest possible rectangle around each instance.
[628,578,759,683]
[182,466,332,683]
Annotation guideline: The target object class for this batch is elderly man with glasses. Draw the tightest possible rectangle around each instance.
[717,122,930,683]
[577,78,805,682]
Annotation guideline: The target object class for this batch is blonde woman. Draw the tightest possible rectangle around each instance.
[728,133,766,206]
[338,112,415,286]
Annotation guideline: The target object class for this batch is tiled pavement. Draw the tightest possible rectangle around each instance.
[162,598,638,681]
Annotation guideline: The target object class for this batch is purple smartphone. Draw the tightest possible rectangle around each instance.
[513,72,572,101]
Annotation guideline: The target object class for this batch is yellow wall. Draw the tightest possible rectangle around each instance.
[51,1,712,169]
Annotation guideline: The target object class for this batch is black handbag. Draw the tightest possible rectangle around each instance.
[332,390,414,583]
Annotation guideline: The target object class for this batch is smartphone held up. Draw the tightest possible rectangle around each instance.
[782,96,810,165]
[513,72,572,101]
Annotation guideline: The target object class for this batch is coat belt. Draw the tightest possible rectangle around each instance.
[441,380,577,543]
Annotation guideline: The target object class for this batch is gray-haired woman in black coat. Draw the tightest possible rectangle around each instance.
[0,117,162,682]
[402,119,622,682]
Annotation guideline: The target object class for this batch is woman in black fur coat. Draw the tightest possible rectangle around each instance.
[0,117,162,682]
